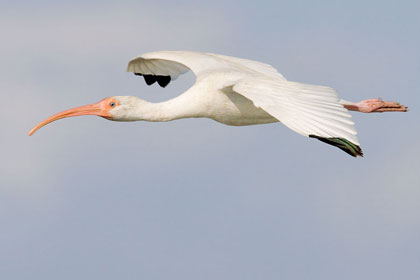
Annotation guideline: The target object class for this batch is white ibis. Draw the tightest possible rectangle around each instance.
[28,51,407,157]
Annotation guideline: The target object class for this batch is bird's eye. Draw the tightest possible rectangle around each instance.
[110,102,116,107]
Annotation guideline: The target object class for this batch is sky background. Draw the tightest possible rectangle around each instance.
[1,0,420,279]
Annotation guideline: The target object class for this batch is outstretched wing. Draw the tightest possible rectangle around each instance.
[126,51,285,88]
[127,51,361,156]
[231,78,362,157]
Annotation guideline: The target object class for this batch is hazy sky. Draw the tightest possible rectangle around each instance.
[1,0,420,279]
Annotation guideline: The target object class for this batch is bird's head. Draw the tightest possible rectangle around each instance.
[28,96,145,136]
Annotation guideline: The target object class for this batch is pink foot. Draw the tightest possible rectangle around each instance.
[345,98,408,113]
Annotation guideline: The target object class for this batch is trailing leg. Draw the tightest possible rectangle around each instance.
[340,98,408,113]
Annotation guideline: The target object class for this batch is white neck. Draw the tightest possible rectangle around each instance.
[119,93,205,122]
[141,100,193,122]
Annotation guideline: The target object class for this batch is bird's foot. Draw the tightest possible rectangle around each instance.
[345,98,408,113]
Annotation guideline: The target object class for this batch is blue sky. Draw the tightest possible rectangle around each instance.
[1,1,420,279]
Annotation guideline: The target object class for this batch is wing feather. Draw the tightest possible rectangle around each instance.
[126,51,286,85]
[232,78,360,145]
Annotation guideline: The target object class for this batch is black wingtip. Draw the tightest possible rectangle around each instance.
[156,75,171,88]
[143,75,157,85]
[134,73,171,88]
[309,135,364,157]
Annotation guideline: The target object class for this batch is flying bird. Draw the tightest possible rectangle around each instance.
[28,51,407,157]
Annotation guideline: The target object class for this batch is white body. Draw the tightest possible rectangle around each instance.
[117,77,277,126]
[120,51,359,144]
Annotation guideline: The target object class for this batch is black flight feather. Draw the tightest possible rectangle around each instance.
[143,75,156,85]
[309,135,363,157]
[156,75,171,88]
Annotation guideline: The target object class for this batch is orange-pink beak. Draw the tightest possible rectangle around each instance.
[28,98,116,136]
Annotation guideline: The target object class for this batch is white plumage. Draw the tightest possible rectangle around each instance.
[127,51,359,144]
[29,50,408,157]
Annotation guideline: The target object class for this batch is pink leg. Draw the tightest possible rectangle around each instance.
[343,98,408,113]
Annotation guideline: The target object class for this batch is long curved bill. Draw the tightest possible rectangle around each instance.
[28,100,111,136]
